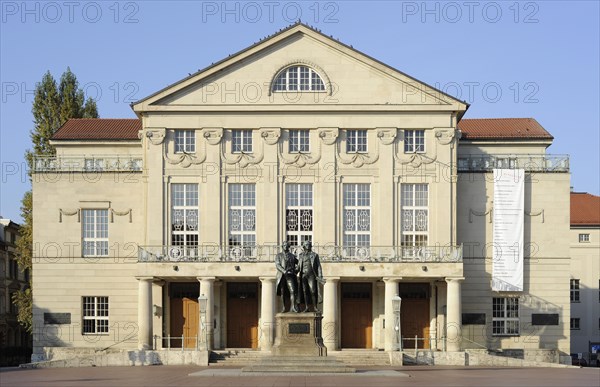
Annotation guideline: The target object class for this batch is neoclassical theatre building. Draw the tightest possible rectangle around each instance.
[31,24,573,365]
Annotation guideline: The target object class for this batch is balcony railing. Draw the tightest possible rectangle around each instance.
[137,244,463,263]
[33,155,143,172]
[457,154,569,172]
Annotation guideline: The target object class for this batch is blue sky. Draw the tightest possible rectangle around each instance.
[1,1,599,222]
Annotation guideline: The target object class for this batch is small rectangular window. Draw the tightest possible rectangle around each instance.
[570,279,580,303]
[579,233,590,243]
[570,318,580,330]
[82,296,109,335]
[175,130,196,153]
[232,130,253,153]
[346,130,367,153]
[492,297,520,336]
[289,130,310,153]
[404,130,425,153]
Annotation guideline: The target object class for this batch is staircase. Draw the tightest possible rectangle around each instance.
[209,349,267,366]
[329,350,391,367]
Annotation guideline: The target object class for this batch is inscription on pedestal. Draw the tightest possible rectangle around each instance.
[289,323,310,334]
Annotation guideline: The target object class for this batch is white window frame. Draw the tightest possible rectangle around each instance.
[289,130,310,153]
[175,130,196,153]
[82,296,109,335]
[579,233,590,243]
[570,318,580,330]
[570,279,580,303]
[272,65,326,92]
[232,130,253,153]
[346,130,368,153]
[404,130,426,153]
[171,184,199,258]
[343,183,371,257]
[286,184,313,247]
[228,184,256,258]
[401,184,429,248]
[492,297,520,336]
[82,209,108,257]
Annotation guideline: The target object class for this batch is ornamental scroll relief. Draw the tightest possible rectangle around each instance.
[279,139,322,168]
[220,130,265,168]
[469,207,545,223]
[394,128,457,168]
[58,208,133,223]
[335,130,380,168]
[59,209,80,223]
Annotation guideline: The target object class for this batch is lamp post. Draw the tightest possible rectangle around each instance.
[392,295,402,351]
[198,295,208,350]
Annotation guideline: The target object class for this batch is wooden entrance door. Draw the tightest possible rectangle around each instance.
[227,282,258,348]
[400,283,430,349]
[341,283,372,348]
[170,297,199,348]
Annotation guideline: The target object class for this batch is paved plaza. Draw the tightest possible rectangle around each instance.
[1,366,598,387]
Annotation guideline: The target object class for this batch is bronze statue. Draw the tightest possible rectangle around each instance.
[275,241,299,313]
[297,240,324,312]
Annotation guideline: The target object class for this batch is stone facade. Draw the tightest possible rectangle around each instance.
[31,23,573,365]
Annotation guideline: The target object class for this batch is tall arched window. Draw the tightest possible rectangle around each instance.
[273,65,326,92]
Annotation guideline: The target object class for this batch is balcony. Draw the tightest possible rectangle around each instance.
[33,155,143,173]
[137,244,463,263]
[457,154,569,172]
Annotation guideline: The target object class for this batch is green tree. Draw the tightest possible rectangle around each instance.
[14,68,99,332]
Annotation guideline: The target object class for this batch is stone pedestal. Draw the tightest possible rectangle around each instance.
[272,312,327,357]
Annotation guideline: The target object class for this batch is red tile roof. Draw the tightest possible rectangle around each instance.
[571,192,600,227]
[51,119,141,141]
[458,118,553,140]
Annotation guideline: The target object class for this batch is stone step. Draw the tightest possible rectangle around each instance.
[243,356,355,373]
[329,351,391,366]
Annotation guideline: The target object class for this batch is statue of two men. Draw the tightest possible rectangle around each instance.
[275,240,324,313]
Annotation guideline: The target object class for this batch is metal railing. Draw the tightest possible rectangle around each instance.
[402,335,435,356]
[457,154,569,172]
[138,244,463,263]
[33,155,143,172]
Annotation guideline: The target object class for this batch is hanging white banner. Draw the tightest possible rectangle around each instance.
[492,169,525,292]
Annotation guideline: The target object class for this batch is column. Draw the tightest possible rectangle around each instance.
[198,277,215,350]
[322,277,340,351]
[137,277,153,350]
[383,277,401,351]
[213,281,222,349]
[259,277,276,351]
[445,277,464,352]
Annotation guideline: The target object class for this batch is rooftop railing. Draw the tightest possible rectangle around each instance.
[457,154,569,172]
[33,155,143,172]
[137,244,463,263]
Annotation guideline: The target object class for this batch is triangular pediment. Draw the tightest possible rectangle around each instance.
[132,24,467,113]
